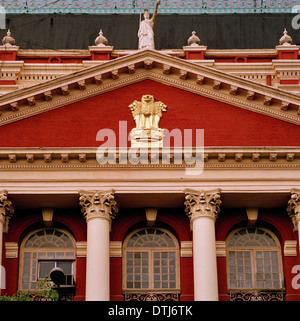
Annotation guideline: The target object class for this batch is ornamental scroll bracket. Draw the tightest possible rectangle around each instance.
[79,190,118,230]
[0,190,14,233]
[184,188,222,230]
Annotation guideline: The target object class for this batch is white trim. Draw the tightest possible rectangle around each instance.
[0,50,299,126]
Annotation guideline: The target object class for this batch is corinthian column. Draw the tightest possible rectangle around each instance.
[0,191,14,291]
[184,189,221,301]
[79,190,118,301]
[287,189,300,253]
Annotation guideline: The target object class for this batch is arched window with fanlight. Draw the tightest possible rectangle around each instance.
[226,227,283,291]
[19,228,76,291]
[123,228,180,300]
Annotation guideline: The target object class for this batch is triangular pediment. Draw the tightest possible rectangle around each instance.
[0,49,299,127]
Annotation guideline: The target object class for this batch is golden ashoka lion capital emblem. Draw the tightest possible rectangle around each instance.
[128,95,167,147]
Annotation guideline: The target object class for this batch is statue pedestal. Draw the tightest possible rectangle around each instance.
[275,45,299,60]
[183,45,207,60]
[88,46,114,61]
[130,128,164,148]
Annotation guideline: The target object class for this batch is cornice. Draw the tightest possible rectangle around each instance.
[0,147,298,170]
[0,49,299,126]
[205,49,278,57]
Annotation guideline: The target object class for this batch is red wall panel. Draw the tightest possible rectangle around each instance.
[0,80,299,147]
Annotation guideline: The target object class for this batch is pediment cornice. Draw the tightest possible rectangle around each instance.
[0,49,299,126]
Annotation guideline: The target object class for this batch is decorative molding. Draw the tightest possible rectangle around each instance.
[76,241,87,257]
[252,153,260,162]
[287,189,300,231]
[110,241,122,257]
[42,208,54,227]
[0,190,14,233]
[0,147,298,170]
[10,102,18,111]
[163,64,171,75]
[229,291,284,301]
[77,80,86,90]
[26,154,34,163]
[196,75,205,84]
[287,153,295,162]
[284,240,298,256]
[76,241,122,257]
[213,80,221,90]
[5,242,18,259]
[246,207,259,226]
[44,91,52,101]
[184,189,222,228]
[180,241,193,257]
[79,190,118,227]
[263,96,272,106]
[181,240,225,257]
[230,85,238,95]
[8,154,16,163]
[145,208,157,227]
[61,85,69,96]
[179,69,187,80]
[216,241,226,257]
[0,50,299,128]
[124,292,179,301]
[27,96,36,107]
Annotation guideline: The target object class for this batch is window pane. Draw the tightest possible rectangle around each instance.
[228,228,278,247]
[152,251,176,289]
[126,228,176,248]
[126,251,148,289]
[57,261,73,275]
[255,251,281,289]
[38,262,55,278]
[228,251,252,288]
[25,229,74,249]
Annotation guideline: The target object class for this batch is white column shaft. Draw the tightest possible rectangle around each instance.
[0,220,4,291]
[298,219,300,256]
[85,217,110,301]
[193,217,218,301]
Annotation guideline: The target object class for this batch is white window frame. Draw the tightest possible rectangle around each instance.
[226,227,284,291]
[123,228,180,293]
[19,228,76,291]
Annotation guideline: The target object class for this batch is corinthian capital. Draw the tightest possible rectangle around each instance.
[0,190,14,233]
[79,190,118,226]
[287,190,300,231]
[184,189,221,229]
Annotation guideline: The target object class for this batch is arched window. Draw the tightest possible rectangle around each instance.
[19,229,76,290]
[226,227,283,290]
[123,228,180,292]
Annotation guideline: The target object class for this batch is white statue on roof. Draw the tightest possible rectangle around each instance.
[138,0,160,50]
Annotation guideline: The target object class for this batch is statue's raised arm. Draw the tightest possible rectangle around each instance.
[151,0,161,23]
[138,0,161,50]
